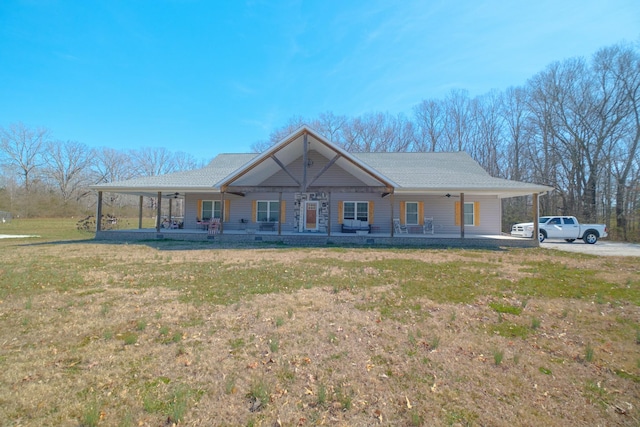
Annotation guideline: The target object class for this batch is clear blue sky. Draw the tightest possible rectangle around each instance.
[1,1,639,162]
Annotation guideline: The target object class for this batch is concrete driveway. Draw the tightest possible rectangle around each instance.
[541,240,640,257]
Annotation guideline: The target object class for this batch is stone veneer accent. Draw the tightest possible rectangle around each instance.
[293,192,329,233]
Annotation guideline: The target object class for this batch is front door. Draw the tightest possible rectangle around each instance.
[304,201,318,231]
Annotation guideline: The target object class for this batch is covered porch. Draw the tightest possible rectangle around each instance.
[94,226,538,248]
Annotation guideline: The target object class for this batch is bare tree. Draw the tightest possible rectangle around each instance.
[443,89,472,152]
[0,122,50,191]
[315,111,348,143]
[91,147,135,184]
[412,99,446,152]
[43,140,93,204]
[602,43,640,239]
[130,147,178,177]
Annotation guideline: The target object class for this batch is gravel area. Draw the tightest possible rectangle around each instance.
[542,240,640,257]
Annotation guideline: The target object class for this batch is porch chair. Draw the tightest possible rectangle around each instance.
[423,217,434,234]
[393,218,408,234]
[208,218,220,235]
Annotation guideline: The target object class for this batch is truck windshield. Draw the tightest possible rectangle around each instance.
[539,217,550,223]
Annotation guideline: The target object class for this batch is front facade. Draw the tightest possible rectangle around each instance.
[91,126,551,245]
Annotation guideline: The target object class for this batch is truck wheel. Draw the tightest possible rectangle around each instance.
[539,230,546,243]
[583,231,598,244]
[565,239,575,243]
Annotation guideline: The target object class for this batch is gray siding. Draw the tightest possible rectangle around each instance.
[185,193,501,235]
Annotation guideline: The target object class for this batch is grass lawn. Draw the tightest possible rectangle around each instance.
[0,219,639,426]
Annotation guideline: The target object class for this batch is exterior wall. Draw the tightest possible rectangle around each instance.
[184,192,502,235]
[418,194,501,235]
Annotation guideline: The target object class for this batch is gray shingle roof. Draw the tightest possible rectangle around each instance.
[92,144,550,197]
[352,152,548,193]
[92,153,256,192]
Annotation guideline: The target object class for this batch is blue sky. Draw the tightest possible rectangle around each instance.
[1,0,639,162]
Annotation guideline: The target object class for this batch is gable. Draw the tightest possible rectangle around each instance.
[218,126,395,191]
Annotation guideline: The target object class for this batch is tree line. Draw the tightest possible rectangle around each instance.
[1,42,638,240]
[0,122,204,218]
[252,42,640,241]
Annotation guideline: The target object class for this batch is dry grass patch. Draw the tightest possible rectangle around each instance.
[0,238,639,426]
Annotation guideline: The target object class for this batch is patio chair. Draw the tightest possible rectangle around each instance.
[393,218,408,234]
[208,218,220,235]
[423,217,434,234]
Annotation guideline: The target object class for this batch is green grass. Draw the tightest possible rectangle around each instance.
[489,302,523,315]
[1,221,639,426]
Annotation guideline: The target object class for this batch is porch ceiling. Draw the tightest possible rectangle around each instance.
[218,127,396,190]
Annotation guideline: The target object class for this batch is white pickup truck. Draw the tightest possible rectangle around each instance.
[511,216,608,244]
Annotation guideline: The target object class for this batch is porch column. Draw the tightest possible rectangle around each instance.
[156,192,162,232]
[302,132,308,192]
[220,192,225,234]
[278,192,282,236]
[327,192,332,236]
[138,196,143,229]
[532,192,539,244]
[96,191,103,232]
[459,193,465,238]
[168,198,173,223]
[390,193,395,237]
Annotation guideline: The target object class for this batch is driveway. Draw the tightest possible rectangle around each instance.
[541,240,640,257]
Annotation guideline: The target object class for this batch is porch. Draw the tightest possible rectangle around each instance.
[94,227,538,249]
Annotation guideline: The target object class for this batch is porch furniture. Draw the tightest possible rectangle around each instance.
[423,217,434,234]
[341,219,370,233]
[208,218,220,235]
[393,218,408,234]
[259,222,276,231]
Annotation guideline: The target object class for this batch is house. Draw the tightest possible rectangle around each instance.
[90,126,552,247]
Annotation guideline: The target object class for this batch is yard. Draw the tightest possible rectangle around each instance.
[0,219,639,426]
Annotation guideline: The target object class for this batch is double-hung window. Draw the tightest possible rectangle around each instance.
[463,202,475,226]
[343,201,369,222]
[405,202,419,225]
[202,200,221,220]
[257,201,280,222]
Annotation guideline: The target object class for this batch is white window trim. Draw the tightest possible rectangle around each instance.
[202,200,222,220]
[405,201,419,225]
[257,200,280,222]
[463,202,475,226]
[343,201,369,222]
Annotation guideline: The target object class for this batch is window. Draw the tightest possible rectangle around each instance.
[563,217,575,225]
[343,202,369,222]
[257,201,279,222]
[455,201,479,226]
[405,202,419,225]
[463,202,475,225]
[201,200,221,220]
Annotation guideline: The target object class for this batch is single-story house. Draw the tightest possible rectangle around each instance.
[90,126,551,247]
